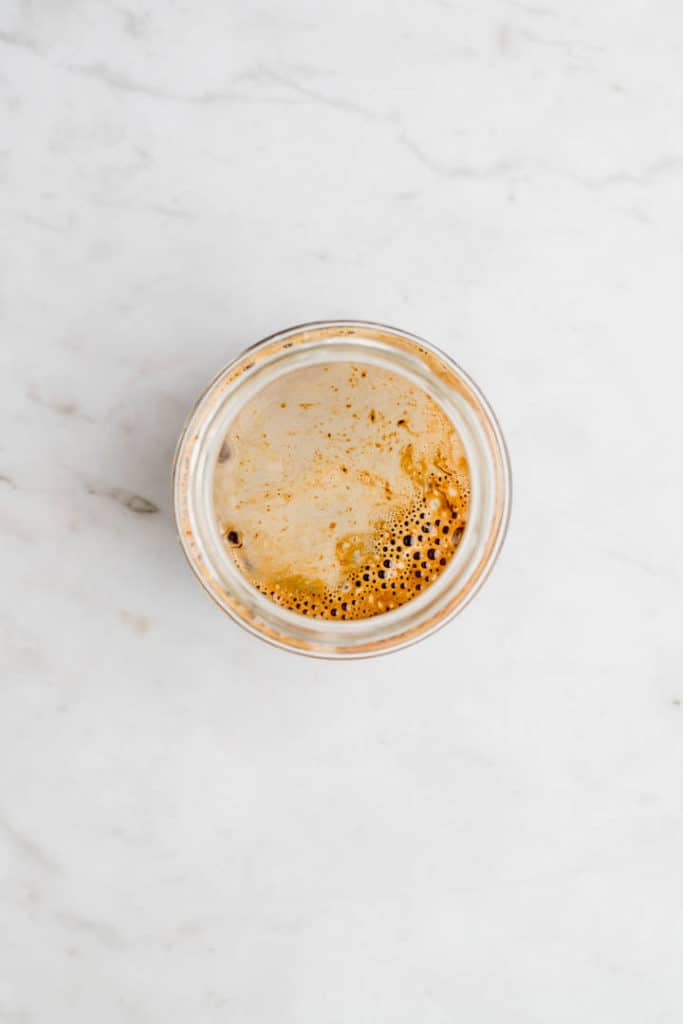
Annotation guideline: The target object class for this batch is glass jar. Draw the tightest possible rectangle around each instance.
[173,320,511,658]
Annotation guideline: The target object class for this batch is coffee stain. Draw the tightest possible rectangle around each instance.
[120,609,152,634]
[496,23,513,54]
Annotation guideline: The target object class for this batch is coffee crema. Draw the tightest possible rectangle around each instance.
[212,362,470,620]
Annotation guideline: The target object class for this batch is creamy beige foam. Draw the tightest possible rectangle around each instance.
[212,362,470,620]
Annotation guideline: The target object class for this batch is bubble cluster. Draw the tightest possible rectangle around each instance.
[237,473,469,621]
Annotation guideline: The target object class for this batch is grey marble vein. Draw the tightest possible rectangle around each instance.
[255,66,389,122]
[585,157,683,188]
[66,61,267,107]
[54,911,128,951]
[0,817,62,876]
[397,133,683,191]
[26,392,93,421]
[0,30,39,54]
[520,28,603,52]
[19,212,69,234]
[119,7,149,40]
[595,545,678,585]
[65,61,203,101]
[398,134,518,180]
[86,483,159,515]
[89,197,197,221]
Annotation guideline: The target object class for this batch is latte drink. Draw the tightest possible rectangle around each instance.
[213,361,470,621]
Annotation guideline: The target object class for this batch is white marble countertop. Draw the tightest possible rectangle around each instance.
[2,1,683,1020]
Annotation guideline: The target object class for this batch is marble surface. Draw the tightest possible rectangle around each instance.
[2,1,683,1020]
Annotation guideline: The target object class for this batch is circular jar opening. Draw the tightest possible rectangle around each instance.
[173,321,511,658]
